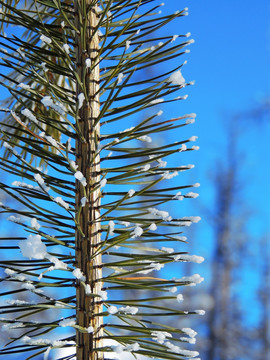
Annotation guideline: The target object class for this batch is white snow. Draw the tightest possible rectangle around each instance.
[72,268,86,282]
[169,70,185,86]
[138,135,152,143]
[117,73,125,84]
[150,98,164,105]
[151,331,172,344]
[8,215,22,224]
[62,44,70,54]
[40,34,52,45]
[21,108,38,123]
[85,58,91,68]
[77,93,85,109]
[149,223,157,231]
[108,305,118,314]
[128,189,135,197]
[54,196,69,210]
[100,178,107,188]
[185,192,199,198]
[118,306,138,315]
[18,83,30,90]
[108,220,115,235]
[74,171,87,186]
[81,197,87,207]
[174,254,204,264]
[30,218,41,230]
[176,294,184,302]
[19,234,47,260]
[131,225,143,238]
[97,289,108,301]
[59,318,76,327]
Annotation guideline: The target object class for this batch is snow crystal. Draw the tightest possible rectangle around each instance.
[180,336,196,344]
[85,284,91,295]
[192,145,200,150]
[138,135,152,143]
[193,182,200,187]
[34,174,45,186]
[72,268,86,282]
[168,286,177,293]
[176,294,184,302]
[173,192,184,200]
[189,136,198,142]
[195,310,205,315]
[126,343,140,352]
[141,164,151,172]
[21,282,35,291]
[149,223,157,231]
[40,34,52,45]
[61,21,65,28]
[171,35,178,42]
[161,247,174,253]
[59,318,76,327]
[151,331,172,344]
[2,322,24,331]
[108,305,118,314]
[77,93,85,109]
[128,189,135,197]
[43,347,51,360]
[85,58,91,68]
[174,254,204,264]
[118,305,138,315]
[97,289,108,301]
[150,98,164,105]
[8,215,22,224]
[100,178,107,188]
[19,234,47,260]
[185,192,199,198]
[148,207,172,221]
[169,70,185,86]
[5,268,16,276]
[157,110,163,116]
[182,328,197,338]
[163,170,178,179]
[183,216,201,223]
[41,95,66,116]
[81,197,87,207]
[108,220,115,235]
[131,225,143,238]
[62,44,70,54]
[177,274,204,286]
[119,221,130,227]
[87,326,94,333]
[54,196,69,210]
[111,344,124,354]
[3,141,12,150]
[117,73,125,84]
[74,171,87,187]
[69,160,78,170]
[186,32,191,37]
[30,218,41,230]
[18,83,30,90]
[125,40,131,50]
[180,144,187,151]
[21,108,38,123]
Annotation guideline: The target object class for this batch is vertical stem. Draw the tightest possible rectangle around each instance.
[75,2,103,359]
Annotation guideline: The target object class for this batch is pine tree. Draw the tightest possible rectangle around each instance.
[0,1,203,359]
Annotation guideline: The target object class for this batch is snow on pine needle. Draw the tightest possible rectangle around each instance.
[0,1,204,360]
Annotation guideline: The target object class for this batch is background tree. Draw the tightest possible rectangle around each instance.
[0,1,202,360]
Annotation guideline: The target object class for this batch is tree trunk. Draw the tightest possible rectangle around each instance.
[75,2,103,359]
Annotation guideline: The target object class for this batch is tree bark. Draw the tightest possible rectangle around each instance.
[75,2,103,359]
